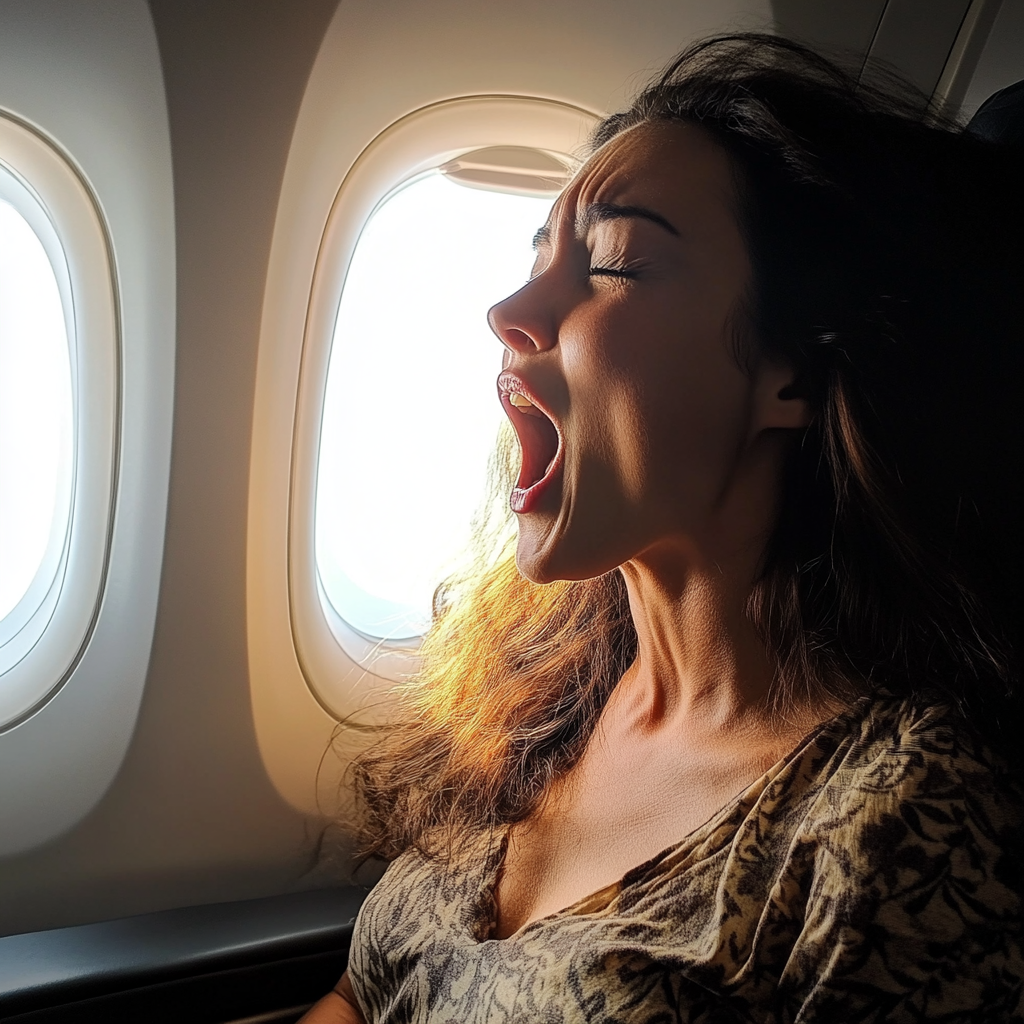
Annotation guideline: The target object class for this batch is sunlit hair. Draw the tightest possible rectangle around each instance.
[350,34,1024,861]
[349,427,637,859]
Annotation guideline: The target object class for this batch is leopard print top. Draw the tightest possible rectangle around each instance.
[348,692,1024,1022]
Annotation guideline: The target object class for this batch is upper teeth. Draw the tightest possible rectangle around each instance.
[509,392,535,409]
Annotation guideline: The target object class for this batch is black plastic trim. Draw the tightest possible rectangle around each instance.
[0,887,367,1021]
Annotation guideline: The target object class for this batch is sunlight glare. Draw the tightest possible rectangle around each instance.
[0,199,73,624]
[316,173,552,638]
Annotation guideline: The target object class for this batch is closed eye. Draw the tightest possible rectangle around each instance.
[589,265,637,278]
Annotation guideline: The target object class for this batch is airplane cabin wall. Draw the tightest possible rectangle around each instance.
[0,0,339,937]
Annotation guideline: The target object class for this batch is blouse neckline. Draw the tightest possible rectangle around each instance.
[471,689,879,943]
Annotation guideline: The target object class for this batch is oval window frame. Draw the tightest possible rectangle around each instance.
[0,111,118,731]
[288,96,598,719]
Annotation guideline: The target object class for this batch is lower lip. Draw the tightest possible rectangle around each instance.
[510,449,563,514]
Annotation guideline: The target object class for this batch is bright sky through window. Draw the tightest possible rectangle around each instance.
[316,172,553,638]
[0,199,73,624]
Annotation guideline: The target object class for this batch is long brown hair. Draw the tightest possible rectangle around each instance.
[349,35,1024,861]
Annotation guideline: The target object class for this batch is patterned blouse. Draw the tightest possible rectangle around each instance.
[348,692,1024,1022]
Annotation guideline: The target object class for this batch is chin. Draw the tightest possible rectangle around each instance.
[513,528,559,585]
[514,517,630,586]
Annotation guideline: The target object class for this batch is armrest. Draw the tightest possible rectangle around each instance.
[0,887,368,1022]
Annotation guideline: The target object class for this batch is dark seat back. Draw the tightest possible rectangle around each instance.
[967,79,1024,151]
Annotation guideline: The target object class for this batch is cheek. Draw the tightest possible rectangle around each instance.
[559,292,754,490]
[559,309,650,483]
[643,366,757,517]
[560,297,649,398]
[607,303,754,489]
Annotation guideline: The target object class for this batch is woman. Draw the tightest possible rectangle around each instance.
[304,35,1024,1023]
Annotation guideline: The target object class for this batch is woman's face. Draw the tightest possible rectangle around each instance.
[489,121,799,584]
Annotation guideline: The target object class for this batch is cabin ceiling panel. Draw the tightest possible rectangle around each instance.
[962,0,1024,116]
[770,0,889,55]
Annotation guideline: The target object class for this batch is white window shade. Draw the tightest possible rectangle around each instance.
[439,146,575,195]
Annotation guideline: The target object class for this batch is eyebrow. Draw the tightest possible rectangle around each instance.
[531,202,680,251]
[578,202,680,237]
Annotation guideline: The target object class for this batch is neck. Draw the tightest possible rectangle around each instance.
[609,426,836,739]
[617,532,778,736]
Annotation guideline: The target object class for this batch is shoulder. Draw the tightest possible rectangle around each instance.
[807,690,1022,941]
[825,691,1023,835]
[781,694,1024,1019]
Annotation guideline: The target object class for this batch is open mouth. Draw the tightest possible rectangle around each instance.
[498,373,562,512]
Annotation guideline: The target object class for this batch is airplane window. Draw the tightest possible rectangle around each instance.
[0,168,73,676]
[0,114,120,738]
[315,171,553,639]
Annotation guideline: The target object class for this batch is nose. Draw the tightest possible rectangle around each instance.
[487,279,556,356]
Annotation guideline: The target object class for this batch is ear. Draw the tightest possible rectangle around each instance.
[752,358,812,432]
